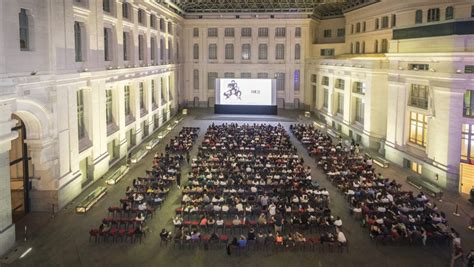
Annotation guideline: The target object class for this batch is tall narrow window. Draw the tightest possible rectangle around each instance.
[295,27,301,37]
[374,40,379,53]
[415,10,423,24]
[295,44,301,60]
[150,15,156,29]
[241,44,251,60]
[122,2,130,19]
[193,44,199,60]
[151,80,156,107]
[150,37,156,61]
[464,90,474,117]
[168,40,172,63]
[208,72,217,90]
[336,93,344,115]
[461,124,474,162]
[355,42,360,54]
[427,8,440,22]
[335,79,345,89]
[323,89,329,108]
[19,9,30,51]
[294,70,300,91]
[445,6,454,20]
[225,44,234,60]
[104,28,111,61]
[381,16,389,28]
[160,38,164,61]
[138,35,144,61]
[161,77,166,103]
[381,39,388,53]
[139,82,145,112]
[168,22,173,34]
[123,32,129,61]
[275,44,285,60]
[138,9,145,25]
[375,18,379,30]
[208,44,217,60]
[258,44,268,60]
[124,86,131,116]
[276,73,285,91]
[356,23,361,33]
[391,14,397,27]
[193,70,199,90]
[193,28,199,37]
[106,90,113,124]
[355,98,365,124]
[74,22,83,62]
[409,84,429,109]
[362,41,365,53]
[103,0,111,13]
[77,90,85,139]
[409,112,428,147]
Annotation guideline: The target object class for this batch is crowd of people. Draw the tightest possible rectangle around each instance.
[291,124,454,247]
[170,123,347,254]
[165,127,200,153]
[90,126,199,243]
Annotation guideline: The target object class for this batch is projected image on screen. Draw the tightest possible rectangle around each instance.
[217,79,274,106]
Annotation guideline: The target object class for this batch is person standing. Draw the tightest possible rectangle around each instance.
[186,151,190,164]
[176,172,181,189]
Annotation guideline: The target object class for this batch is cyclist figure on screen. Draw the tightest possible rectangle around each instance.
[223,80,242,100]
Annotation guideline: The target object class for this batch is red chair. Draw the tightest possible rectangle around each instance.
[219,234,228,247]
[126,228,136,243]
[118,228,127,242]
[89,229,99,242]
[108,227,118,242]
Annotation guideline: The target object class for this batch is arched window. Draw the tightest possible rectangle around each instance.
[415,10,423,24]
[295,44,301,60]
[19,9,30,51]
[446,6,454,20]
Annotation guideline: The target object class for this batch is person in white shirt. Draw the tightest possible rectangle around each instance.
[236,202,244,212]
[337,229,347,244]
[268,203,276,216]
[334,216,343,227]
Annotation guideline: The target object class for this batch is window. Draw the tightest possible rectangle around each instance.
[241,27,252,37]
[336,93,344,115]
[208,28,218,37]
[408,64,429,71]
[138,9,145,25]
[374,40,379,53]
[257,73,268,79]
[106,90,113,124]
[323,29,332,38]
[74,22,83,62]
[351,24,354,34]
[258,44,268,60]
[193,28,199,37]
[350,43,353,54]
[276,73,285,91]
[151,80,156,106]
[168,22,173,34]
[168,77,173,101]
[103,0,111,13]
[294,70,300,91]
[275,44,285,60]
[190,44,198,61]
[241,44,251,60]
[409,84,429,109]
[362,22,366,32]
[139,82,145,111]
[123,32,130,61]
[337,28,345,37]
[104,28,112,61]
[225,44,234,60]
[446,6,454,20]
[295,27,301,37]
[19,9,30,51]
[472,6,474,17]
[160,18,165,31]
[311,74,317,83]
[295,44,301,60]
[124,86,131,116]
[410,161,423,174]
[355,42,360,54]
[161,77,166,102]
[335,79,345,89]
[415,10,423,24]
[138,35,144,61]
[465,65,474,73]
[362,41,365,53]
[391,14,397,27]
[464,90,474,117]
[224,28,234,37]
[208,44,217,60]
[168,40,172,63]
[275,27,286,37]
[353,82,365,94]
[193,69,199,90]
[354,98,365,124]
[122,2,130,19]
[356,23,361,33]
[382,16,389,28]
[241,72,251,78]
[322,76,329,86]
[258,27,268,37]
[427,8,440,22]
[409,112,428,147]
[323,89,329,108]
[150,15,156,28]
[320,49,334,56]
[208,72,217,90]
[77,90,86,139]
[160,38,164,61]
[461,124,474,162]
[381,39,388,53]
[375,18,379,30]
[150,37,156,61]
[224,72,234,78]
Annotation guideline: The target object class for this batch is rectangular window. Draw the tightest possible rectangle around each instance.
[151,80,156,106]
[320,49,335,56]
[103,0,111,13]
[150,15,156,28]
[336,93,344,115]
[161,78,166,103]
[124,86,131,116]
[294,70,300,91]
[193,44,199,60]
[208,72,218,90]
[160,18,165,31]
[356,23,361,33]
[408,64,429,71]
[276,73,285,91]
[123,32,129,61]
[375,18,380,29]
[160,38,164,61]
[150,37,156,61]
[355,98,365,124]
[208,44,217,60]
[224,72,234,78]
[311,74,317,83]
[258,27,268,37]
[461,124,474,162]
[122,3,130,19]
[225,44,234,60]
[138,9,145,24]
[337,28,345,37]
[465,65,474,73]
[241,44,251,60]
[295,44,301,60]
[353,82,365,94]
[381,16,389,28]
[138,35,144,61]
[241,72,251,78]
[168,22,173,34]
[415,10,423,24]
[208,28,218,37]
[224,28,235,37]
[139,82,145,111]
[241,27,252,37]
[77,90,85,139]
[275,27,286,37]
[295,27,301,37]
[258,44,268,60]
[409,84,429,109]
[323,89,329,108]
[257,73,268,79]
[193,70,199,90]
[74,22,83,62]
[464,90,474,117]
[193,28,199,37]
[335,79,345,89]
[472,6,474,17]
[409,112,428,147]
[106,90,113,124]
[323,29,332,38]
[104,28,111,61]
[363,22,366,32]
[427,8,440,22]
[275,44,285,60]
[322,76,329,86]
[19,9,30,51]
[391,14,397,27]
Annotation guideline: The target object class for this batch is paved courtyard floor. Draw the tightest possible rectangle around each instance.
[3,108,473,267]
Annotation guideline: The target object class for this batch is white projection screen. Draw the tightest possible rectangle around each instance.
[216,79,276,106]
